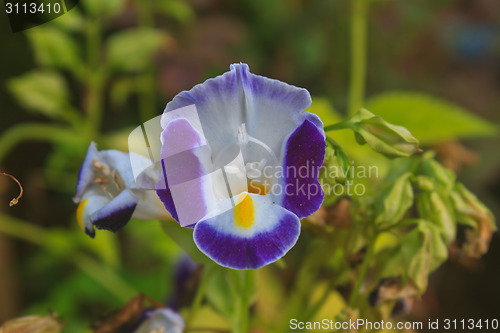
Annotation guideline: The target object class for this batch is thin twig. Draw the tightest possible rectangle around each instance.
[0,172,23,206]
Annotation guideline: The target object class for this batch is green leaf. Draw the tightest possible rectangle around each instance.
[374,231,400,254]
[8,70,69,118]
[375,231,414,282]
[401,220,448,292]
[82,0,124,16]
[160,220,212,265]
[42,228,79,257]
[374,172,414,227]
[310,98,390,173]
[366,92,498,144]
[79,227,121,268]
[380,154,420,184]
[323,137,352,185]
[450,182,496,231]
[378,247,405,280]
[110,78,136,108]
[50,7,84,32]
[26,26,81,72]
[205,268,237,320]
[107,28,166,72]
[413,175,435,192]
[421,155,456,194]
[156,0,195,24]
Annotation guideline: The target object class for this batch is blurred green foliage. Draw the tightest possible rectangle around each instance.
[366,92,498,144]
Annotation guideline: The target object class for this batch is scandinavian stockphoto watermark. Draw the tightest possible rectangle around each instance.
[320,161,378,197]
[127,104,377,226]
[235,159,378,198]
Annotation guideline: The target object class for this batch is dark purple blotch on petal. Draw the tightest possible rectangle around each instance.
[93,204,136,232]
[280,119,326,219]
[156,159,179,221]
[92,190,138,232]
[84,225,96,238]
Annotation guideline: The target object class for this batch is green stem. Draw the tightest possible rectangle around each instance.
[137,0,153,26]
[347,0,368,116]
[280,243,334,331]
[325,136,340,150]
[236,270,253,333]
[85,18,104,138]
[0,213,47,245]
[324,120,352,132]
[75,254,137,303]
[186,265,215,325]
[348,238,375,309]
[303,280,335,322]
[0,213,136,303]
[138,72,157,122]
[137,0,157,122]
[60,106,85,129]
[0,123,82,163]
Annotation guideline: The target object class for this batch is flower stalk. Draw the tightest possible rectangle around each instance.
[349,235,376,309]
[85,18,105,138]
[236,270,254,333]
[348,0,368,116]
[0,123,80,164]
[137,0,157,122]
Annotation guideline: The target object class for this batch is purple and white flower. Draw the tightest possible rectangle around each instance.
[74,142,169,237]
[134,308,184,333]
[156,63,326,269]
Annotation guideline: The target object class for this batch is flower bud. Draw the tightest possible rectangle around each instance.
[349,109,420,158]
[330,143,352,185]
[320,140,353,204]
[417,191,457,244]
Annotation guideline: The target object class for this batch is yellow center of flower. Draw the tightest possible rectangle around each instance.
[234,193,255,229]
[76,199,88,232]
[248,180,268,195]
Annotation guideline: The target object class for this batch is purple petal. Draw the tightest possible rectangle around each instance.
[92,189,138,232]
[75,142,99,201]
[156,168,179,222]
[193,193,300,269]
[163,63,313,159]
[134,308,184,333]
[278,119,326,219]
[156,118,216,227]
